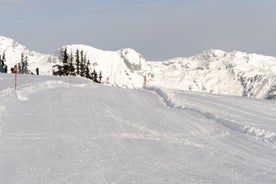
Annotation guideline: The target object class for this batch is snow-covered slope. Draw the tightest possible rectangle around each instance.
[54,45,146,88]
[0,36,55,75]
[1,36,276,99]
[0,74,276,183]
[146,49,276,99]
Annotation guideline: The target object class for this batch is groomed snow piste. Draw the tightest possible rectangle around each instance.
[0,74,276,183]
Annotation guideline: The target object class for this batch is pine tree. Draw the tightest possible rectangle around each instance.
[19,53,24,73]
[2,52,5,62]
[0,52,6,67]
[62,48,69,75]
[85,60,91,79]
[80,50,85,77]
[18,62,22,74]
[69,51,75,76]
[18,53,30,74]
[24,55,30,74]
[99,71,102,83]
[53,48,69,76]
[0,54,3,73]
[75,49,80,75]
[91,69,98,83]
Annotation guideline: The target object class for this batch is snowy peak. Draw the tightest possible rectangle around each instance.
[120,48,146,71]
[0,36,31,52]
[193,49,227,61]
[0,36,42,58]
[0,36,53,75]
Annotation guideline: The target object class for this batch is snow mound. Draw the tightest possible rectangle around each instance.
[244,126,276,145]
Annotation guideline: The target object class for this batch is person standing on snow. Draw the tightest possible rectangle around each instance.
[36,67,39,75]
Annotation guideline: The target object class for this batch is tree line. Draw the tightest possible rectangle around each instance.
[0,52,7,73]
[0,52,33,74]
[17,53,31,74]
[0,49,102,84]
[53,48,102,83]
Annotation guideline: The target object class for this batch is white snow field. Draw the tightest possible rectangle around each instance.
[0,74,276,184]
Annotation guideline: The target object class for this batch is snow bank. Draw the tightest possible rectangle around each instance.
[0,87,14,98]
[143,86,177,108]
[16,81,69,101]
[144,86,244,131]
[15,81,90,101]
[144,86,276,147]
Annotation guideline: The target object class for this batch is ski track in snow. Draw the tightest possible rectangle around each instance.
[143,86,276,147]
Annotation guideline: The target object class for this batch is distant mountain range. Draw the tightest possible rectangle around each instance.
[0,36,275,100]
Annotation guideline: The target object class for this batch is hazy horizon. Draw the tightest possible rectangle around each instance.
[1,0,276,60]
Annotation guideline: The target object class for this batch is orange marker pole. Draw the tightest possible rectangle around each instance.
[143,75,147,86]
[15,72,17,90]
[14,65,18,90]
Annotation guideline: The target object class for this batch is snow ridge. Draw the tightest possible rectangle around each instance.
[144,86,276,146]
[143,86,176,108]
[15,81,90,101]
[0,87,14,98]
[16,81,69,101]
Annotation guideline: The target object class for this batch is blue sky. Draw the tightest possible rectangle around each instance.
[1,0,276,60]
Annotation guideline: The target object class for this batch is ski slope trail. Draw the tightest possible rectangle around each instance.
[144,86,276,146]
[0,74,276,183]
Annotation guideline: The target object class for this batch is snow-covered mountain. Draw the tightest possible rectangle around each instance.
[1,36,275,99]
[147,50,276,100]
[54,45,147,88]
[0,36,55,75]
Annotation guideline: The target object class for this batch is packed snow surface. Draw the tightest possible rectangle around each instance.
[0,74,276,183]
